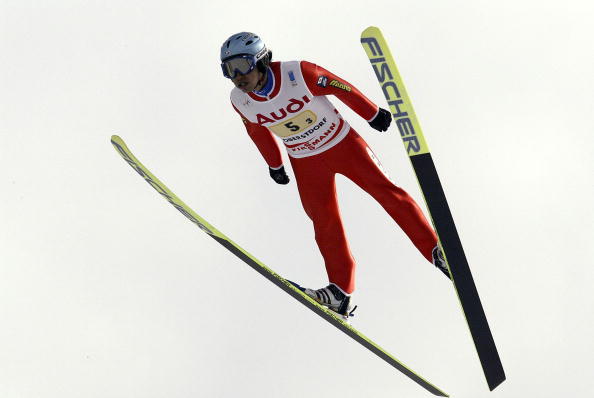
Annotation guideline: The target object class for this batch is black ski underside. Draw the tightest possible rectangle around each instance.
[412,153,505,390]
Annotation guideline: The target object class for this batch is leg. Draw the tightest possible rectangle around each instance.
[333,131,438,262]
[289,156,356,294]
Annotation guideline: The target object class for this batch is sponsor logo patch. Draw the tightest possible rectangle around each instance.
[317,75,328,87]
[288,70,298,86]
[329,79,351,92]
[255,95,311,125]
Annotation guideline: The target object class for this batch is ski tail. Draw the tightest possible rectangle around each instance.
[360,27,505,390]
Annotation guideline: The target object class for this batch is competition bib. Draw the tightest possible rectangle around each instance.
[231,61,350,158]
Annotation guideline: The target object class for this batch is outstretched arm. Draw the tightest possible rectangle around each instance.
[300,61,379,122]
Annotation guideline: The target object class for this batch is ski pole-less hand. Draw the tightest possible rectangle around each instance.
[368,108,392,132]
[269,166,290,185]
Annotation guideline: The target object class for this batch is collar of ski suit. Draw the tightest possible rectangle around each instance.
[248,62,282,101]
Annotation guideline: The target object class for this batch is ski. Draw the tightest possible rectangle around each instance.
[360,27,505,390]
[110,135,448,397]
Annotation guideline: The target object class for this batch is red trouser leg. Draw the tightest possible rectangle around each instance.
[289,129,438,294]
[289,152,357,294]
[330,131,438,263]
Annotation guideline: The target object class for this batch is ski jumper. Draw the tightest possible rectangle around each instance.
[230,61,437,294]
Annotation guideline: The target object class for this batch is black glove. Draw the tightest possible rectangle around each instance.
[269,166,290,185]
[368,108,392,132]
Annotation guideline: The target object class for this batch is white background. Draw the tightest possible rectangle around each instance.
[2,1,593,397]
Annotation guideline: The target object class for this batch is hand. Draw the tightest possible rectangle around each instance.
[269,166,290,185]
[368,108,392,132]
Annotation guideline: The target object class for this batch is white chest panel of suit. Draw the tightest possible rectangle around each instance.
[231,61,351,158]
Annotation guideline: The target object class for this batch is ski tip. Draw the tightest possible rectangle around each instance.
[111,134,121,143]
[361,26,380,37]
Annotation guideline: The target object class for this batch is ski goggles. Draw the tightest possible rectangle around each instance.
[221,55,257,79]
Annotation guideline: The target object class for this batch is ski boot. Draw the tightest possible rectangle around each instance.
[289,281,357,322]
[432,245,452,280]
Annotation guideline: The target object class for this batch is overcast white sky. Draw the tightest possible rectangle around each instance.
[2,1,593,397]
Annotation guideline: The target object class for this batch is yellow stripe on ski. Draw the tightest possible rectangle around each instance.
[360,26,430,157]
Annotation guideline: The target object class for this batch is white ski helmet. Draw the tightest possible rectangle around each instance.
[220,32,270,78]
[220,32,268,61]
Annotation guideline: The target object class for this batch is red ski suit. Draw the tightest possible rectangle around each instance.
[231,61,437,294]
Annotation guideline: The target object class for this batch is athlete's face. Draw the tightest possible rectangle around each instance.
[231,68,265,93]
